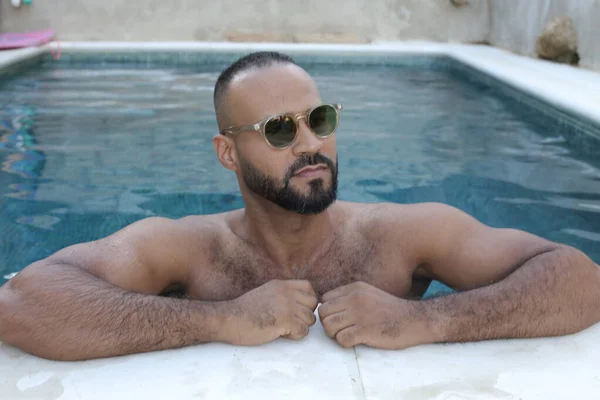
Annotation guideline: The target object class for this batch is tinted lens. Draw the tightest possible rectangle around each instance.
[264,115,297,148]
[308,105,338,137]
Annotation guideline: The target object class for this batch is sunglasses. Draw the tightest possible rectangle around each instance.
[220,103,343,149]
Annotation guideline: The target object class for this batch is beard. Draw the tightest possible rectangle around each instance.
[239,153,338,215]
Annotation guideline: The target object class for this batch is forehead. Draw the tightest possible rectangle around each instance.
[226,64,322,122]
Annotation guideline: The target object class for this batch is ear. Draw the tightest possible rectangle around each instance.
[213,134,238,172]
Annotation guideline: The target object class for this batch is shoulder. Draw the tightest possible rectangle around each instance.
[354,201,472,228]
[341,202,481,270]
[117,211,239,257]
[346,201,478,248]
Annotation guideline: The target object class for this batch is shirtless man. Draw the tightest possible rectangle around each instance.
[1,52,599,361]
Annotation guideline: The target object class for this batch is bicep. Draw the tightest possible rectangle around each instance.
[45,217,190,295]
[414,204,559,291]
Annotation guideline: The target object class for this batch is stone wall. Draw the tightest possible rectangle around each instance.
[488,0,600,70]
[1,0,598,70]
[0,0,489,43]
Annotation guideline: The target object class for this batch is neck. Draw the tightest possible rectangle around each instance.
[238,193,337,270]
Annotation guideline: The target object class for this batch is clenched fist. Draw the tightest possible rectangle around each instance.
[319,281,435,349]
[220,280,318,346]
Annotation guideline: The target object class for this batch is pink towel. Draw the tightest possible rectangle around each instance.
[0,29,55,50]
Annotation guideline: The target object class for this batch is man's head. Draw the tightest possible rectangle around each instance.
[213,52,339,215]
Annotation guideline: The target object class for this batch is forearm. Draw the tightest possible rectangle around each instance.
[422,247,600,343]
[0,263,225,361]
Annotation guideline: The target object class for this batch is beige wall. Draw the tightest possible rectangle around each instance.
[488,0,600,70]
[1,0,598,69]
[0,0,489,43]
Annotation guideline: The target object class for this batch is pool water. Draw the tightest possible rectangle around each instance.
[1,55,600,286]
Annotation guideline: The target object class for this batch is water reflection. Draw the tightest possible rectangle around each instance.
[0,105,46,200]
[367,173,600,262]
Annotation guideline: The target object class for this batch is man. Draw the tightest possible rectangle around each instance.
[1,52,599,361]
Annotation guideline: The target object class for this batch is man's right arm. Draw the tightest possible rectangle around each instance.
[0,217,224,361]
[0,217,318,360]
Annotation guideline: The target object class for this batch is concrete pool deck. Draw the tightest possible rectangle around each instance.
[1,42,600,399]
[1,310,600,400]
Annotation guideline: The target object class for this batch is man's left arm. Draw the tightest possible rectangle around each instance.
[417,204,600,345]
[319,203,600,349]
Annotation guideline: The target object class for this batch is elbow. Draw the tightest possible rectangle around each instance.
[558,246,600,324]
[0,313,82,361]
[557,245,600,287]
[0,280,76,362]
[0,281,18,343]
[0,285,29,355]
[558,245,599,274]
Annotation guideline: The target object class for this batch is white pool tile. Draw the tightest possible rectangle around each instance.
[354,322,600,400]
[0,47,44,70]
[0,317,364,400]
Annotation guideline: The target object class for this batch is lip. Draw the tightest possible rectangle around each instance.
[293,164,328,177]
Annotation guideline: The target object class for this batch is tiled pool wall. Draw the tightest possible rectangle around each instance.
[3,50,599,155]
[448,60,600,156]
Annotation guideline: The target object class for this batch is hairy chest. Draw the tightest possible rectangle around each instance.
[186,236,414,301]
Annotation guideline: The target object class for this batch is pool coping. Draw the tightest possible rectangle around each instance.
[1,40,599,132]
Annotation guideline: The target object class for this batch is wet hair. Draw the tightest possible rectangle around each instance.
[213,51,298,130]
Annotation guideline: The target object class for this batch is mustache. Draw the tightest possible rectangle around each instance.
[284,153,336,184]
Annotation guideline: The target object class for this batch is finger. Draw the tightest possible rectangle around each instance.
[336,325,361,348]
[322,282,359,302]
[318,295,348,320]
[287,280,317,298]
[321,311,352,339]
[296,306,317,327]
[295,290,318,310]
[282,317,310,341]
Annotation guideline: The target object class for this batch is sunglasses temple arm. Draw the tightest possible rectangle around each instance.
[221,124,261,134]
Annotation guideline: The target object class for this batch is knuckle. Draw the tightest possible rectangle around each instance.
[337,331,355,348]
[320,318,333,332]
[323,326,336,338]
[356,290,370,304]
[331,313,345,325]
[318,303,328,316]
[300,279,312,288]
[350,292,362,305]
[255,308,278,329]
[292,323,308,339]
[271,306,285,322]
[284,310,295,323]
[326,297,340,310]
[299,323,309,336]
[318,310,326,323]
[321,297,337,311]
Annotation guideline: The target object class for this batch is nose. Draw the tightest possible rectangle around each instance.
[291,118,323,156]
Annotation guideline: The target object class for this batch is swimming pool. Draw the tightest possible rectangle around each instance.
[1,51,600,287]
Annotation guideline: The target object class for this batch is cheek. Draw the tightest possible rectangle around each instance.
[321,140,337,162]
[239,147,290,178]
[264,157,289,178]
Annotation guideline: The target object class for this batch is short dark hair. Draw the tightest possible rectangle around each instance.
[213,51,298,129]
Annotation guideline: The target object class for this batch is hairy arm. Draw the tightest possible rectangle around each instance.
[410,203,600,343]
[0,217,224,361]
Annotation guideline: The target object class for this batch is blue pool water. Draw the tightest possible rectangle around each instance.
[1,54,600,286]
